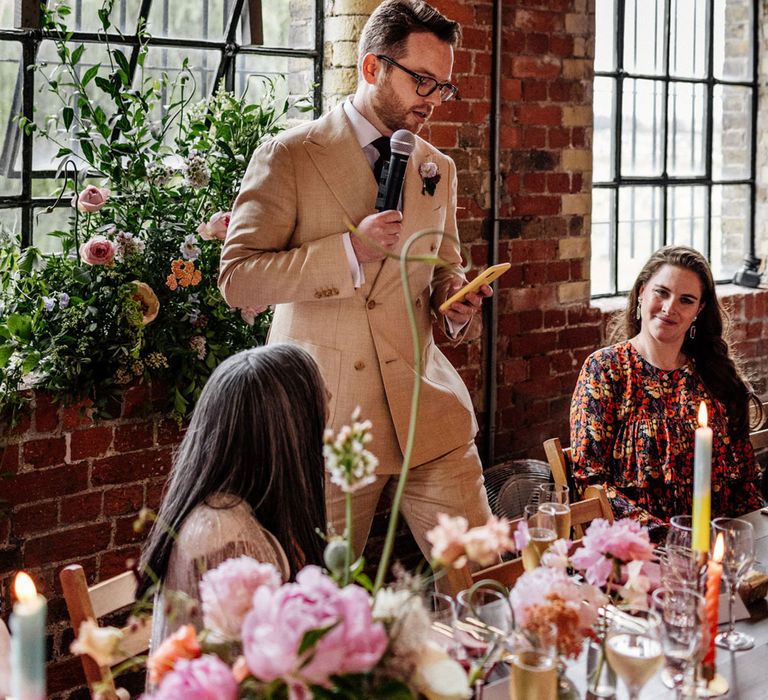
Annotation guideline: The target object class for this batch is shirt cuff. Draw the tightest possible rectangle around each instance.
[444,317,468,339]
[342,232,365,288]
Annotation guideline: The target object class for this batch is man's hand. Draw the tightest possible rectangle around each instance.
[350,210,402,263]
[440,278,493,326]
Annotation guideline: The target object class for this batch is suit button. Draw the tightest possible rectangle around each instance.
[314,291,322,299]
[354,361,365,371]
[332,287,339,295]
[415,297,423,308]
[430,244,437,252]
[367,300,376,310]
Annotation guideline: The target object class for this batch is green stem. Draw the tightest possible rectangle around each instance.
[344,492,353,586]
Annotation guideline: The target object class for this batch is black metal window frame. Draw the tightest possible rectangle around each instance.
[0,0,324,248]
[593,0,759,297]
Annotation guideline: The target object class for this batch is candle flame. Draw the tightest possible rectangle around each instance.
[13,571,37,602]
[713,533,725,563]
[698,402,708,428]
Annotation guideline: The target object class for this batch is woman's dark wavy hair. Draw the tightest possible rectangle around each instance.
[138,344,327,596]
[614,245,762,438]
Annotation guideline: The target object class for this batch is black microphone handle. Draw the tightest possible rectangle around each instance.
[376,152,410,211]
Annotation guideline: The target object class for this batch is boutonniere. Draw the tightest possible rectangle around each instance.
[419,161,441,196]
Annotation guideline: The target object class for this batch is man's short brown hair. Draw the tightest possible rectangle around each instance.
[358,0,461,68]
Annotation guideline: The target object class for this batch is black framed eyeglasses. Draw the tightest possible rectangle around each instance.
[376,55,459,102]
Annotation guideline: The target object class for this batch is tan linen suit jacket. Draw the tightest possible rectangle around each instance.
[219,104,478,473]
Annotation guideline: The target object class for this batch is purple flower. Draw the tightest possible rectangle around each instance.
[58,292,70,309]
[43,296,56,311]
[149,655,237,700]
[200,557,282,641]
[242,565,387,686]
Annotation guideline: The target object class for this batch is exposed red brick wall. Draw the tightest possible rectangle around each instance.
[0,385,180,698]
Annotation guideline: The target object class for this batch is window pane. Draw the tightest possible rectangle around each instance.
[623,0,665,75]
[617,186,663,292]
[592,77,615,182]
[621,79,664,176]
[0,41,22,196]
[146,0,231,41]
[710,184,749,280]
[713,0,753,81]
[235,54,314,121]
[667,185,707,250]
[235,0,316,50]
[667,82,706,176]
[0,2,15,30]
[0,208,21,240]
[669,0,707,77]
[712,84,751,180]
[590,188,614,296]
[60,0,143,34]
[32,206,71,255]
[594,0,616,72]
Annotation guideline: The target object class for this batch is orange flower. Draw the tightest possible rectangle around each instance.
[146,624,201,685]
[166,259,202,289]
[131,281,160,324]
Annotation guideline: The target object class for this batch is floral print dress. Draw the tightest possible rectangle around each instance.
[570,341,763,533]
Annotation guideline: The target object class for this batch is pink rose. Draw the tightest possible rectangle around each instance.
[200,557,282,641]
[79,235,116,265]
[197,211,231,241]
[72,185,110,212]
[462,515,515,566]
[150,655,237,700]
[241,566,387,686]
[426,514,468,568]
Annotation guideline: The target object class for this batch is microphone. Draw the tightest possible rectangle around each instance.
[375,129,416,211]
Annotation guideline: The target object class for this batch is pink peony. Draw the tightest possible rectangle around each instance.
[200,557,282,640]
[197,211,230,241]
[241,565,387,687]
[79,235,116,265]
[150,655,237,700]
[461,516,515,566]
[426,514,469,568]
[73,185,110,212]
[570,518,654,587]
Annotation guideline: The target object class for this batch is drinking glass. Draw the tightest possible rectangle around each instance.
[423,591,458,654]
[521,504,557,571]
[454,587,513,699]
[666,515,694,551]
[712,517,755,651]
[604,606,664,700]
[659,544,699,591]
[508,626,557,700]
[651,587,704,699]
[538,483,571,539]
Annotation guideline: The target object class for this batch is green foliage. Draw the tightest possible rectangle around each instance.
[0,0,310,421]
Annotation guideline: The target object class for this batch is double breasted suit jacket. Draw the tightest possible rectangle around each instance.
[219,104,478,473]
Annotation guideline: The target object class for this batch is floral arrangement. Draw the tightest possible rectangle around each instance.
[0,0,310,420]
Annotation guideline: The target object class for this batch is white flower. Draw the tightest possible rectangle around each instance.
[323,407,379,493]
[419,161,439,179]
[70,619,123,667]
[618,559,651,607]
[372,588,416,622]
[180,234,201,261]
[413,642,471,700]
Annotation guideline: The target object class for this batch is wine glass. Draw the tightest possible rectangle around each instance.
[521,504,557,571]
[604,606,664,700]
[507,625,557,700]
[712,517,755,651]
[651,587,704,699]
[666,515,694,551]
[659,544,699,591]
[454,587,513,699]
[538,483,571,539]
[423,591,458,654]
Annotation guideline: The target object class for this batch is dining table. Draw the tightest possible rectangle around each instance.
[485,508,768,699]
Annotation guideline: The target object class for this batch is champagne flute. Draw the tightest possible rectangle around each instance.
[521,504,557,571]
[538,483,571,539]
[651,587,704,699]
[454,587,512,699]
[604,606,664,700]
[508,626,557,700]
[659,544,699,591]
[712,517,755,651]
[666,515,694,551]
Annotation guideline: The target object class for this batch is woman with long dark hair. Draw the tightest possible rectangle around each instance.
[139,344,327,644]
[571,246,763,532]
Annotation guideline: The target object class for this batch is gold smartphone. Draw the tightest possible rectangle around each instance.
[438,262,511,313]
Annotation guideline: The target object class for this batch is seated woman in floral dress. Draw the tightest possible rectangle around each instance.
[138,344,327,646]
[570,245,763,537]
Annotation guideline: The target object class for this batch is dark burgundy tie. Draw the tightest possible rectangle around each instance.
[371,136,391,182]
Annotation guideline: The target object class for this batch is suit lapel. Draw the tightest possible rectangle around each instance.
[302,106,378,228]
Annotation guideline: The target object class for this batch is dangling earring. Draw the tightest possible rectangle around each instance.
[636,300,642,320]
[689,320,697,340]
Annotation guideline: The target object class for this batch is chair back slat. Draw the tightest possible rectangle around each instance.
[89,570,138,618]
[543,437,569,490]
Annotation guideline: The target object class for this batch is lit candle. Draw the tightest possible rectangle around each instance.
[10,572,47,700]
[703,533,724,676]
[691,402,713,554]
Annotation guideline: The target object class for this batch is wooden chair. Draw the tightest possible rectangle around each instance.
[543,437,571,491]
[465,485,614,590]
[60,564,151,699]
[750,400,768,452]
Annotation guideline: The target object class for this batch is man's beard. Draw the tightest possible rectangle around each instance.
[372,80,429,134]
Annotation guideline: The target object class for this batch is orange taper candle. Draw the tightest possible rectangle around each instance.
[704,533,724,672]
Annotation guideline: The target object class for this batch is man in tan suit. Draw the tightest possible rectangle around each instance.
[219,0,493,568]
